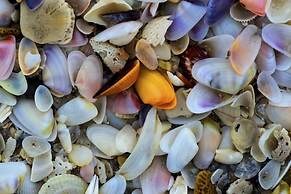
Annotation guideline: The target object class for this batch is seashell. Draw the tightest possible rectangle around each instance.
[251,128,267,163]
[100,175,126,194]
[199,35,234,58]
[90,40,129,73]
[186,84,235,114]
[12,99,54,138]
[87,124,121,156]
[166,127,199,173]
[266,0,291,24]
[93,96,107,124]
[273,160,291,189]
[272,181,289,194]
[193,119,221,169]
[115,124,137,153]
[0,88,16,106]
[259,160,281,190]
[56,97,98,126]
[257,72,281,103]
[38,174,88,194]
[85,175,99,194]
[57,123,72,153]
[142,16,172,47]
[234,154,261,179]
[31,151,53,182]
[135,66,176,110]
[42,45,72,96]
[62,28,88,48]
[84,0,132,26]
[0,72,27,96]
[170,176,187,194]
[266,105,291,129]
[118,108,163,180]
[80,160,95,183]
[95,158,107,184]
[214,149,243,164]
[276,53,291,71]
[75,55,103,101]
[240,0,267,16]
[230,2,257,23]
[166,1,207,41]
[256,41,276,74]
[226,179,253,194]
[0,162,27,194]
[25,0,44,11]
[262,24,291,57]
[0,134,4,152]
[165,88,192,118]
[188,16,209,42]
[135,39,158,70]
[51,155,74,177]
[169,35,189,55]
[94,21,142,46]
[66,0,91,16]
[192,58,256,94]
[76,19,94,35]
[22,136,51,158]
[140,157,172,194]
[18,38,41,76]
[215,105,240,127]
[106,111,127,129]
[47,121,58,142]
[181,164,199,189]
[259,125,291,162]
[166,71,184,87]
[2,137,16,162]
[194,170,216,194]
[0,35,15,80]
[154,43,171,61]
[231,119,258,153]
[212,14,243,37]
[20,0,75,44]
[67,50,86,86]
[68,144,93,167]
[101,10,141,26]
[34,85,53,112]
[272,68,291,88]
[229,25,261,75]
[205,0,234,25]
[0,104,12,123]
[0,0,14,26]
[18,165,42,194]
[218,126,233,149]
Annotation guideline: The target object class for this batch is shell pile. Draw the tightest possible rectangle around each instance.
[0,0,290,193]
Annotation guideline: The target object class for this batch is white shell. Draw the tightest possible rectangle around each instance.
[0,87,16,106]
[31,151,53,182]
[85,175,99,194]
[1,137,16,162]
[0,72,28,96]
[18,165,42,194]
[22,136,51,158]
[258,160,281,190]
[34,85,53,112]
[100,175,126,194]
[169,176,187,194]
[115,124,137,153]
[93,96,107,124]
[154,43,171,60]
[57,123,72,153]
[87,124,121,156]
[56,97,98,126]
[68,144,93,167]
[214,149,243,164]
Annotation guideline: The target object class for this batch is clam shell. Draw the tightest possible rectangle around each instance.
[76,19,94,35]
[20,0,75,44]
[86,124,121,156]
[0,0,14,26]
[256,41,276,74]
[192,58,256,94]
[12,99,54,138]
[0,87,16,106]
[34,85,53,112]
[135,39,158,70]
[257,72,281,103]
[56,97,98,126]
[259,160,281,190]
[229,25,261,75]
[57,123,72,153]
[169,35,189,55]
[68,144,93,167]
[100,175,126,194]
[66,0,91,16]
[266,0,291,23]
[212,14,243,37]
[22,136,51,158]
[240,0,267,16]
[0,72,27,96]
[38,174,88,194]
[93,96,107,124]
[115,124,137,153]
[214,149,243,164]
[215,105,240,127]
[31,151,53,182]
[265,105,291,129]
[230,2,257,23]
[62,28,88,48]
[85,175,99,194]
[18,38,41,76]
[0,162,27,194]
[84,0,132,26]
[0,35,16,81]
[67,50,86,86]
[154,43,171,60]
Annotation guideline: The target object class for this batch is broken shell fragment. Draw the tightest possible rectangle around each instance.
[38,174,88,194]
[34,85,53,112]
[259,160,281,190]
[135,66,176,110]
[84,0,132,26]
[100,175,126,194]
[115,124,137,153]
[25,0,44,11]
[57,123,72,153]
[68,144,93,167]
[226,179,253,194]
[31,151,53,182]
[169,35,189,55]
[135,39,158,70]
[20,0,75,44]
[22,136,51,158]
[18,37,41,76]
[85,175,99,194]
[170,176,187,194]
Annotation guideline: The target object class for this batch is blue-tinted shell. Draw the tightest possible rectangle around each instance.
[205,0,235,25]
[25,0,44,11]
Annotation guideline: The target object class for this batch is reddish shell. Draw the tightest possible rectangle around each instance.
[240,0,267,16]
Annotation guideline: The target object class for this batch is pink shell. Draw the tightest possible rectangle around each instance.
[240,0,267,16]
[0,35,16,80]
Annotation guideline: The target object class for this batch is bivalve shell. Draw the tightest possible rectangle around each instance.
[34,85,53,112]
[22,136,51,158]
[68,144,93,167]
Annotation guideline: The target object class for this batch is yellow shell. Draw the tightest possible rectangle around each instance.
[135,66,176,110]
[194,170,216,194]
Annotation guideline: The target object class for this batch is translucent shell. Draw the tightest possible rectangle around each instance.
[135,66,176,110]
[266,0,291,23]
[240,0,267,16]
[34,85,53,112]
[0,35,15,80]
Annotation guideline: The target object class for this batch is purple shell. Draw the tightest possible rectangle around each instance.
[166,1,206,41]
[205,0,235,25]
[25,0,44,11]
[189,16,209,41]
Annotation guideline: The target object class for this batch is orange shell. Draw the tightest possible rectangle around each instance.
[134,66,177,110]
[240,0,266,16]
[194,170,217,194]
[94,60,140,97]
